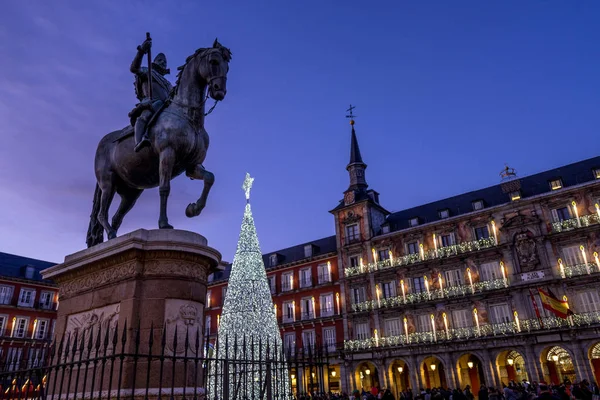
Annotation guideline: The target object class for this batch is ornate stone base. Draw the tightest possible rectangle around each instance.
[41,229,221,392]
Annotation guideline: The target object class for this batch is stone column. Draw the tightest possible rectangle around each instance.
[410,355,422,392]
[482,350,498,388]
[42,229,220,396]
[525,345,543,383]
[442,353,458,389]
[572,341,594,382]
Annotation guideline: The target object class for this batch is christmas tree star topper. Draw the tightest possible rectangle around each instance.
[242,172,254,201]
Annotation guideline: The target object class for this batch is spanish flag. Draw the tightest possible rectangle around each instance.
[538,288,574,319]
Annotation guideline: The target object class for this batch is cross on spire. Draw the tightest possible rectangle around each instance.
[242,173,254,201]
[346,104,357,125]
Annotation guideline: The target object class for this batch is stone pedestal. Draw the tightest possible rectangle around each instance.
[41,229,221,397]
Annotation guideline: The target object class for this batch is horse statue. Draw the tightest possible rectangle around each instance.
[85,40,232,248]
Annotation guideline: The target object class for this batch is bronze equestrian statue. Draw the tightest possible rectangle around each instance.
[86,36,232,248]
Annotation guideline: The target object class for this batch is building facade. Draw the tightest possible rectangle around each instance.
[207,118,600,395]
[206,236,345,394]
[332,119,600,395]
[0,252,58,369]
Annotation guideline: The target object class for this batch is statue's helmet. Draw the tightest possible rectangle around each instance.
[152,53,170,75]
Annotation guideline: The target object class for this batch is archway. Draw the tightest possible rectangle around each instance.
[390,359,410,399]
[588,343,600,385]
[541,346,576,385]
[422,356,447,389]
[457,353,485,394]
[355,361,380,393]
[496,350,529,386]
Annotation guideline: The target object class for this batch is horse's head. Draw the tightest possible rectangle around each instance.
[199,39,232,101]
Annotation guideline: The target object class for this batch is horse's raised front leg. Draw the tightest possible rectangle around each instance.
[158,147,175,229]
[185,164,214,218]
[97,182,117,239]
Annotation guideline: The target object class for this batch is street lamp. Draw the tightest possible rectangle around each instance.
[552,355,559,363]
[467,361,474,369]
[507,358,514,366]
[398,366,403,373]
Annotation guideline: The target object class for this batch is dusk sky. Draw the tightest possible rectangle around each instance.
[1,1,598,264]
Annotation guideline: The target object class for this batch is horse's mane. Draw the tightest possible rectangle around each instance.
[169,40,232,99]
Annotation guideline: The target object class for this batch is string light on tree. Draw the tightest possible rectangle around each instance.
[207,173,292,399]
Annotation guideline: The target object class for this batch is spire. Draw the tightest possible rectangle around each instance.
[349,123,364,165]
[345,104,368,191]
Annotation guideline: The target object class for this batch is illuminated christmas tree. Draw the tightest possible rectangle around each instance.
[207,173,292,400]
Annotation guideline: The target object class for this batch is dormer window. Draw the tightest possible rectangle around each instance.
[269,254,278,267]
[382,225,390,234]
[549,179,563,191]
[304,244,313,258]
[409,217,419,227]
[472,200,484,211]
[439,209,450,219]
[510,191,521,201]
[593,168,600,179]
[24,266,35,280]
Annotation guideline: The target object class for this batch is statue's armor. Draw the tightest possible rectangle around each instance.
[134,68,172,103]
[129,46,173,152]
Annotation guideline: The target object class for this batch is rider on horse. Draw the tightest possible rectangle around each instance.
[129,38,173,152]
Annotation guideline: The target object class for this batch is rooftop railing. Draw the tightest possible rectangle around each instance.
[344,311,600,351]
[344,237,497,278]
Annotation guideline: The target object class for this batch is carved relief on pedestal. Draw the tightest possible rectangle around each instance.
[514,231,540,272]
[144,260,207,281]
[164,299,204,355]
[65,303,120,345]
[60,261,137,298]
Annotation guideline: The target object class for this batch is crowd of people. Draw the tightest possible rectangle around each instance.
[294,378,600,400]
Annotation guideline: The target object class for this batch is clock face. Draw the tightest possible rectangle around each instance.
[344,191,355,205]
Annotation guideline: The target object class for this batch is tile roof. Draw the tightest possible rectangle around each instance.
[385,156,600,232]
[0,252,57,283]
[262,235,337,268]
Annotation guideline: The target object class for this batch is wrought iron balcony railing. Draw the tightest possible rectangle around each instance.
[344,237,497,277]
[344,311,600,351]
[563,262,600,278]
[350,278,507,312]
[551,214,599,233]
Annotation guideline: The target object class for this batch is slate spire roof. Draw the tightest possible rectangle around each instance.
[348,123,365,167]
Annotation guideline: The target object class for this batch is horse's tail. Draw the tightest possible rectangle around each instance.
[86,183,104,248]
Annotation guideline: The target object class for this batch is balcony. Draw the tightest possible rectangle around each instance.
[350,278,507,312]
[344,237,497,277]
[320,307,335,317]
[551,214,599,233]
[563,262,600,278]
[300,312,314,321]
[344,311,600,351]
[299,279,313,289]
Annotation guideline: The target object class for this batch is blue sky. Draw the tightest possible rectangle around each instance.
[0,1,598,263]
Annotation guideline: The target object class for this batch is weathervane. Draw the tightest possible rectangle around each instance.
[346,104,357,125]
[242,173,254,202]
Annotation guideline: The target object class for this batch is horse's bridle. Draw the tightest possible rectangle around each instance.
[170,50,228,117]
